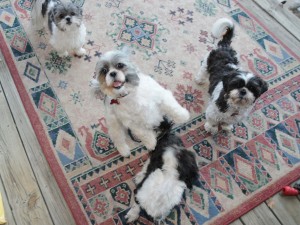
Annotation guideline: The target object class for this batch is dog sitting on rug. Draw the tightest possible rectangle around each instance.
[31,0,86,57]
[195,18,268,134]
[125,126,199,223]
[91,48,190,157]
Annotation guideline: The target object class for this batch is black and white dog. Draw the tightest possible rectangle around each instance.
[125,127,199,223]
[31,0,86,57]
[195,18,268,134]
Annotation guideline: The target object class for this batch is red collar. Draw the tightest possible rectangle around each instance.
[109,93,129,105]
[110,99,120,105]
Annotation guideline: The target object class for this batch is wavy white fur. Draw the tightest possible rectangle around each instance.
[31,0,86,57]
[93,50,190,157]
[211,17,234,39]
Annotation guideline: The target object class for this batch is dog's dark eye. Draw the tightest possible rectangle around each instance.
[70,12,75,16]
[116,63,125,69]
[101,68,108,74]
[59,14,64,19]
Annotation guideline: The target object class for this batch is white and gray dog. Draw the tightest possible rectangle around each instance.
[92,48,190,157]
[31,0,86,57]
[125,128,199,223]
[195,18,268,134]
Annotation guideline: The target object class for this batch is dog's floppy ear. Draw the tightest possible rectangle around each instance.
[120,45,131,56]
[222,74,233,93]
[252,76,268,95]
[260,79,268,95]
[76,6,83,15]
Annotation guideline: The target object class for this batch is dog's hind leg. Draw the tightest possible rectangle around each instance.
[106,114,131,157]
[195,52,209,84]
[130,127,157,150]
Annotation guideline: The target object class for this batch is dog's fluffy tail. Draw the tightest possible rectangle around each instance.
[156,117,174,140]
[212,18,234,47]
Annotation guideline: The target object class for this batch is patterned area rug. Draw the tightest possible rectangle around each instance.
[1,0,300,224]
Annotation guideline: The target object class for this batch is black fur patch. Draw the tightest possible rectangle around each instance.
[125,73,140,86]
[41,0,50,17]
[215,89,228,113]
[48,11,53,34]
[247,76,268,99]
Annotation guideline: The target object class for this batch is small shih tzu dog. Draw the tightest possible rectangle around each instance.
[31,0,86,57]
[92,48,190,157]
[195,18,268,134]
[125,129,199,223]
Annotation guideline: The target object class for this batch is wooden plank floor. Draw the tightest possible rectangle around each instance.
[0,0,300,225]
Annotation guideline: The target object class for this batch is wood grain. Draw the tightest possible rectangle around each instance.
[266,191,300,225]
[240,203,281,225]
[0,51,75,225]
[230,219,245,225]
[0,52,75,225]
[0,69,53,224]
[0,169,17,225]
[238,0,300,52]
[252,0,300,41]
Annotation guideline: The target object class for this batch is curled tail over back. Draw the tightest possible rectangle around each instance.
[212,18,234,47]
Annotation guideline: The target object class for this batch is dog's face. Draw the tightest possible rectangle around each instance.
[52,3,83,31]
[95,50,140,98]
[223,72,268,107]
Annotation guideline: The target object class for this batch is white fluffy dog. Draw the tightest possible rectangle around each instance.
[31,0,86,57]
[92,49,190,157]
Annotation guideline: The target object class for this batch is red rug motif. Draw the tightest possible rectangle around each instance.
[1,0,300,224]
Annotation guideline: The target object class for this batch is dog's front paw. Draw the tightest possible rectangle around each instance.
[75,47,86,57]
[204,122,218,134]
[173,108,190,124]
[117,144,131,157]
[58,51,69,58]
[144,138,157,151]
[221,124,233,132]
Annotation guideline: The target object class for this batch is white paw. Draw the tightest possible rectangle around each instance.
[173,108,190,124]
[117,144,131,157]
[125,207,140,223]
[204,122,218,134]
[195,76,207,85]
[58,51,69,57]
[221,124,233,132]
[144,137,157,151]
[134,172,145,185]
[75,47,86,56]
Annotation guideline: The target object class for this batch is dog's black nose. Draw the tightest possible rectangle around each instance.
[66,17,71,22]
[240,89,247,96]
[110,72,117,77]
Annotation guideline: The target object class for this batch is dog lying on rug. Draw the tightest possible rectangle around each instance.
[195,18,268,134]
[125,126,199,223]
[92,48,190,157]
[31,0,86,57]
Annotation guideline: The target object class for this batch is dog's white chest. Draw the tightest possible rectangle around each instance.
[50,24,86,51]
